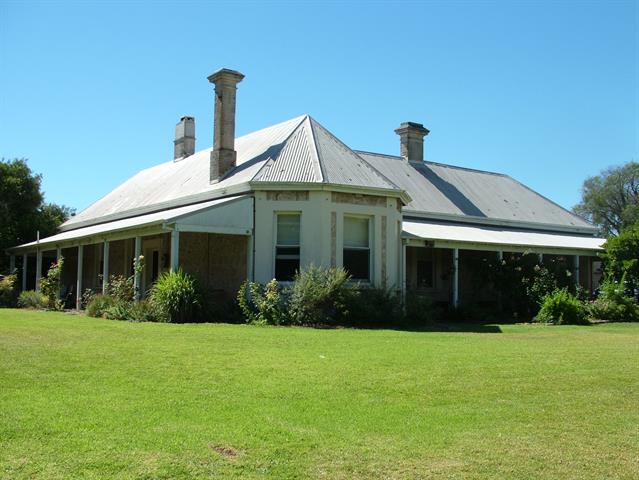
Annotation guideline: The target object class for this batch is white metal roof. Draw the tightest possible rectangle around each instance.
[402,219,604,252]
[11,196,250,252]
[358,151,594,232]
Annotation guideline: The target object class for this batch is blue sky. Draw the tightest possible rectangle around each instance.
[1,0,637,214]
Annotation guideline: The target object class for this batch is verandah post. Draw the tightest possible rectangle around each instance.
[76,245,84,310]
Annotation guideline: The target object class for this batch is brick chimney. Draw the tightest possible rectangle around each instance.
[208,68,245,182]
[173,116,195,160]
[394,122,430,162]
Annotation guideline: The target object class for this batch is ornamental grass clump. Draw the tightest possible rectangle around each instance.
[149,269,202,323]
[535,289,589,325]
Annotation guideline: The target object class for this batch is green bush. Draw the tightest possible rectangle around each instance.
[237,279,289,325]
[0,274,18,307]
[587,279,639,322]
[288,265,353,326]
[86,294,117,318]
[535,289,589,325]
[103,300,132,321]
[17,290,48,309]
[127,300,165,323]
[149,269,202,323]
[345,287,403,328]
[404,292,441,326]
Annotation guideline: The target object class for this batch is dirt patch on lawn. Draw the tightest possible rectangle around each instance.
[208,443,240,459]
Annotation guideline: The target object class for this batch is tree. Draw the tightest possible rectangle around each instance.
[573,162,639,236]
[0,158,75,272]
[601,225,639,287]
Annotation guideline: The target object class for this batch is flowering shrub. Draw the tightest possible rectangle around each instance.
[0,274,17,307]
[39,258,64,310]
[237,278,289,325]
[587,278,639,322]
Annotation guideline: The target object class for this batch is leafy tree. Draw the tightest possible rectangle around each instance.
[0,158,75,272]
[573,162,639,236]
[601,225,639,286]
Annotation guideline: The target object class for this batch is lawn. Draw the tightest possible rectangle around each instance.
[0,310,637,479]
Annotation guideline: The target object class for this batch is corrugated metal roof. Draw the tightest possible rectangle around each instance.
[62,116,307,231]
[358,151,593,230]
[403,220,604,251]
[307,118,397,190]
[63,115,401,231]
[13,196,248,252]
[253,119,321,183]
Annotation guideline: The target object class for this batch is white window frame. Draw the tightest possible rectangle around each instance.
[342,214,373,284]
[273,212,301,282]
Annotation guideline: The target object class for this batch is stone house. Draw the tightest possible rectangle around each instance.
[8,68,605,309]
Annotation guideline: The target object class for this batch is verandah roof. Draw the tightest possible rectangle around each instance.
[402,219,605,253]
[9,195,253,254]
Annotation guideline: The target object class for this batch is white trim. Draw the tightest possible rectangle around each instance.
[172,224,251,235]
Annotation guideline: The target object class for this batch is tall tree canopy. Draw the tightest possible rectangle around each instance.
[573,161,639,236]
[0,158,75,272]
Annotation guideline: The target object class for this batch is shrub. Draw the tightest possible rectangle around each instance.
[86,294,117,318]
[40,258,64,310]
[587,279,639,323]
[345,287,403,328]
[127,300,165,323]
[287,265,353,326]
[149,269,202,323]
[237,279,289,325]
[535,289,589,325]
[0,274,18,307]
[601,226,639,286]
[105,274,135,303]
[404,292,441,326]
[17,290,48,309]
[103,300,132,321]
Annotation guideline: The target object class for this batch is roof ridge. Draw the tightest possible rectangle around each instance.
[304,115,325,182]
[307,116,401,190]
[249,115,309,181]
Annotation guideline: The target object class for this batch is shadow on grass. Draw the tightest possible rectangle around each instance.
[331,321,504,333]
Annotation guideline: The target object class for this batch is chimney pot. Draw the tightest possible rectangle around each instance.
[174,116,195,160]
[395,121,430,162]
[208,68,245,182]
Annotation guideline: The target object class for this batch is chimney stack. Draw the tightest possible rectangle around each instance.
[394,122,429,162]
[208,68,245,182]
[174,116,195,160]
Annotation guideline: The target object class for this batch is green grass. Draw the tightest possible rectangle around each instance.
[1,309,638,479]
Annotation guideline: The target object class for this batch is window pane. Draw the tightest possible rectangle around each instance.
[344,217,369,248]
[275,249,299,281]
[277,214,300,246]
[344,248,369,281]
